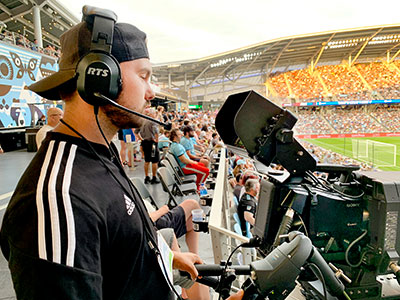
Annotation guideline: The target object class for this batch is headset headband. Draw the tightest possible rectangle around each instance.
[82,5,117,53]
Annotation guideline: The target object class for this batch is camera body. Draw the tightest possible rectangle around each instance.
[215,90,400,299]
[255,169,400,299]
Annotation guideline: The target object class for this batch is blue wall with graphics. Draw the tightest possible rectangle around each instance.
[0,41,59,128]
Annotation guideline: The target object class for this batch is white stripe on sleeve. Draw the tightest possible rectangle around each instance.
[48,141,66,263]
[36,140,55,260]
[62,144,77,267]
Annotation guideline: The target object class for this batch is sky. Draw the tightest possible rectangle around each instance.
[57,0,400,64]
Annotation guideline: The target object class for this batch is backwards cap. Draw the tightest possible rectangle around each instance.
[28,19,149,100]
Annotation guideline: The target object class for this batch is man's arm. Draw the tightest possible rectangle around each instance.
[244,211,255,226]
[185,149,200,161]
[178,154,196,166]
[149,205,169,222]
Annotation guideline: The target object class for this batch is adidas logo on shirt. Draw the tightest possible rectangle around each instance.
[124,194,135,216]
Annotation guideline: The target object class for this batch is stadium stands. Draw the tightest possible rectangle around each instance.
[0,28,60,58]
[268,61,400,103]
[294,105,400,135]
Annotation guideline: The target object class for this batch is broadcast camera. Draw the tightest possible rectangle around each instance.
[210,91,400,300]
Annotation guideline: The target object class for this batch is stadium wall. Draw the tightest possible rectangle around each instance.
[296,132,400,139]
[0,41,59,129]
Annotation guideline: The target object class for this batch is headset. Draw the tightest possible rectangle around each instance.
[75,5,170,128]
[76,6,121,106]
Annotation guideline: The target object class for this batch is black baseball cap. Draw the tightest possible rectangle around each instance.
[28,21,149,100]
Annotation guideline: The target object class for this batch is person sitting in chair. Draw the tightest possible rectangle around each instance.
[169,128,209,191]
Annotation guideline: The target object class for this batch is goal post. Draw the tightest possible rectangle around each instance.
[367,140,397,167]
[352,139,368,160]
[352,139,396,167]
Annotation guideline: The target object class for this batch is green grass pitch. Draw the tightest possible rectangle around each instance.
[303,137,400,171]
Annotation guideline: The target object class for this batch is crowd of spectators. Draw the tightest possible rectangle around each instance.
[269,71,290,98]
[323,107,385,133]
[318,65,369,101]
[371,105,400,132]
[268,61,400,103]
[1,28,60,58]
[285,69,325,101]
[356,62,400,99]
[294,109,336,134]
[293,105,400,135]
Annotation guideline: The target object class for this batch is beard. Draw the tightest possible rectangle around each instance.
[101,104,145,129]
[99,86,148,129]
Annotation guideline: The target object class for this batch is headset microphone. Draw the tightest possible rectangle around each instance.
[94,92,172,130]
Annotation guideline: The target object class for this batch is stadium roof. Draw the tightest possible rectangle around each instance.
[0,0,79,46]
[152,24,400,85]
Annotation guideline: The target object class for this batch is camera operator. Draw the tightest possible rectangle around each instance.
[237,178,260,236]
[0,12,246,300]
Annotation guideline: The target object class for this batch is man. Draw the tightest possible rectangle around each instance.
[139,107,161,184]
[0,14,202,300]
[169,128,209,190]
[237,178,260,236]
[180,125,209,168]
[35,107,63,149]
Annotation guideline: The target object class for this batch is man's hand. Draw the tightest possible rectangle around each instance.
[227,290,244,300]
[172,251,202,280]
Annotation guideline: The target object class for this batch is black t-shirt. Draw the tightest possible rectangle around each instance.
[0,132,171,300]
[237,193,257,236]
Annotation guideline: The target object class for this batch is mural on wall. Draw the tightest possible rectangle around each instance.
[0,42,59,128]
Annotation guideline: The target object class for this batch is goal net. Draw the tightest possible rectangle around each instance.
[352,139,397,167]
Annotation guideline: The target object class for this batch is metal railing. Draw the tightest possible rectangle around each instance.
[208,148,253,266]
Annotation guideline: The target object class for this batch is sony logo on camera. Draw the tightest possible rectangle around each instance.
[87,67,109,77]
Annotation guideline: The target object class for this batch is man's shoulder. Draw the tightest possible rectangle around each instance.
[171,142,184,153]
[239,194,256,204]
[37,124,54,133]
[180,137,189,146]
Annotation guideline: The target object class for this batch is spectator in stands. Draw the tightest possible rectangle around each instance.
[232,159,246,179]
[181,126,210,168]
[120,128,136,167]
[31,39,39,51]
[36,115,46,126]
[233,171,258,205]
[15,36,24,47]
[35,107,63,149]
[144,198,200,254]
[158,127,170,150]
[170,128,209,190]
[237,178,260,236]
[138,108,161,184]
[211,132,221,147]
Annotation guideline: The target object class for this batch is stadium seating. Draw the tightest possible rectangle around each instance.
[294,105,400,135]
[268,61,400,103]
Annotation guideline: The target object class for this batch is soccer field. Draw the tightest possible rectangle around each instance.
[303,137,400,171]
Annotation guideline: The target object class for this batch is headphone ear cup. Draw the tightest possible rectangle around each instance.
[76,52,121,106]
